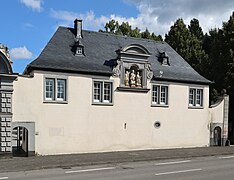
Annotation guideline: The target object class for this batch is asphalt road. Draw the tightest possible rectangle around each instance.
[1,155,234,179]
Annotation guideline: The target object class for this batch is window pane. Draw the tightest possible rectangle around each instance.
[196,89,203,106]
[57,79,66,101]
[45,78,55,100]
[103,82,112,103]
[160,86,168,105]
[94,82,102,102]
[189,89,195,106]
[152,85,159,104]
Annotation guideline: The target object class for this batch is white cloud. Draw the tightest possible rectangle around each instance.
[50,0,234,36]
[125,0,234,34]
[10,46,33,59]
[50,9,109,31]
[20,0,43,12]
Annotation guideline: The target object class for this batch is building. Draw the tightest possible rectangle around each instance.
[0,20,229,156]
[0,44,17,155]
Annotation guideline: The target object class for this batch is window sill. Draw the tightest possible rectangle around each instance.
[43,100,68,104]
[188,106,204,109]
[92,102,113,106]
[117,86,150,93]
[151,104,169,108]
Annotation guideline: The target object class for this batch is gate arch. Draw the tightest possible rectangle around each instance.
[12,122,35,156]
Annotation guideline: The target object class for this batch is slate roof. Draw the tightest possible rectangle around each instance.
[25,26,211,85]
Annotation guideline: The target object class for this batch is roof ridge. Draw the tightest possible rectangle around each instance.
[58,26,164,45]
[83,29,165,44]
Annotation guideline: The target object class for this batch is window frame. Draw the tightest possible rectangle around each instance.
[92,80,113,105]
[76,47,83,55]
[44,76,67,103]
[151,84,169,107]
[188,87,203,108]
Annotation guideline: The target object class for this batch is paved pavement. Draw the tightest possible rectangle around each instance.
[1,146,234,173]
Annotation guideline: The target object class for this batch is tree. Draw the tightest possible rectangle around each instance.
[119,22,132,36]
[165,19,191,59]
[189,18,204,41]
[100,19,162,41]
[141,28,151,39]
[104,19,119,34]
[165,18,208,71]
[130,27,141,38]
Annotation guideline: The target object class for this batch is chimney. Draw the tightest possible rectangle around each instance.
[74,19,82,40]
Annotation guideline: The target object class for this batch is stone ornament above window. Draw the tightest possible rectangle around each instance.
[112,64,121,77]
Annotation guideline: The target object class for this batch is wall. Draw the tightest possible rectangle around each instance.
[209,96,229,146]
[12,71,210,155]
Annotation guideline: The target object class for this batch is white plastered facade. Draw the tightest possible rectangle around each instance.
[12,70,211,155]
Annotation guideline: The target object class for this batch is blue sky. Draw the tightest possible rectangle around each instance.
[1,0,234,73]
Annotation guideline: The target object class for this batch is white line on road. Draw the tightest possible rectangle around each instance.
[155,160,191,166]
[155,168,202,176]
[218,155,234,159]
[0,177,8,180]
[65,167,116,174]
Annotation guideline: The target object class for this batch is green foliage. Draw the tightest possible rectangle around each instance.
[165,18,208,73]
[100,19,162,41]
[189,18,204,40]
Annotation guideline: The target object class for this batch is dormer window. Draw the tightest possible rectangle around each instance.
[159,51,170,66]
[73,39,84,56]
[76,47,83,55]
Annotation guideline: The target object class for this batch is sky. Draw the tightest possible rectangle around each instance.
[1,0,234,74]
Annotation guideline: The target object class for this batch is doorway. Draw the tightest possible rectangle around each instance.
[12,126,29,157]
[214,126,221,146]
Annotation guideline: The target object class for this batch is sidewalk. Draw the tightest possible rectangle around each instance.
[1,146,234,173]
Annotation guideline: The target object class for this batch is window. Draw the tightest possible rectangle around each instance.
[45,78,55,100]
[189,88,203,107]
[152,85,168,106]
[57,79,66,101]
[45,78,66,102]
[93,81,113,104]
[76,47,83,55]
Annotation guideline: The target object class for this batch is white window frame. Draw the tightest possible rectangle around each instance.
[56,79,66,101]
[92,80,113,105]
[76,47,83,55]
[45,78,55,101]
[188,88,203,107]
[152,84,169,106]
[44,77,67,103]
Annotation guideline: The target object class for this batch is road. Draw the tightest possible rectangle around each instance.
[1,155,234,179]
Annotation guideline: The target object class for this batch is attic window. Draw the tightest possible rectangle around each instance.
[73,38,84,56]
[76,47,83,55]
[159,51,170,66]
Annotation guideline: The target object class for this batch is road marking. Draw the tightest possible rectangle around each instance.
[218,155,234,159]
[0,177,8,180]
[65,167,116,174]
[155,160,191,166]
[155,168,202,176]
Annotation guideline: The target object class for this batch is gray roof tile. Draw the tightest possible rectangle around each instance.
[26,27,210,84]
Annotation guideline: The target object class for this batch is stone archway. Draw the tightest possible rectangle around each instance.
[12,122,35,156]
[12,126,28,157]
